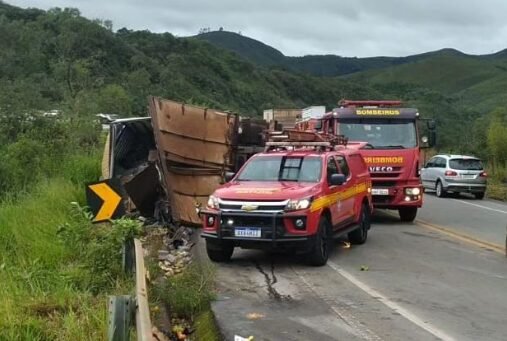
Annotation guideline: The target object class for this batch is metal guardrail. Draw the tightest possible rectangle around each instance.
[108,238,153,341]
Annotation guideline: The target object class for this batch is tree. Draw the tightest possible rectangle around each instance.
[97,84,132,116]
[487,108,507,171]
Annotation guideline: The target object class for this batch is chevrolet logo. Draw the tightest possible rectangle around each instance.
[241,204,258,212]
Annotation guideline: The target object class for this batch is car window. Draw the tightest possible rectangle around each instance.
[435,157,446,168]
[237,156,322,182]
[336,155,350,178]
[449,158,483,170]
[327,157,339,184]
[426,157,436,168]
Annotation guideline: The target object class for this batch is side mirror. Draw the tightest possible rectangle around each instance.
[224,171,235,182]
[427,119,436,130]
[420,135,429,148]
[428,131,436,147]
[330,173,346,186]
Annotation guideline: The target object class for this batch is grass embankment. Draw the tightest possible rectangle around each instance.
[151,261,220,340]
[0,153,140,340]
[486,168,507,201]
[487,182,507,201]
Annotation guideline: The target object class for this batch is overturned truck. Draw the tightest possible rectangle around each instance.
[102,97,267,225]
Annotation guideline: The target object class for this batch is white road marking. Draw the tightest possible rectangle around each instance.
[327,261,456,341]
[294,268,382,341]
[454,199,507,215]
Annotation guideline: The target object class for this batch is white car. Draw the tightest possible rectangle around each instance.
[420,154,487,199]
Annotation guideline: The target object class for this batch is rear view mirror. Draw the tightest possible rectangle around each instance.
[330,173,346,186]
[225,172,235,182]
[428,131,436,147]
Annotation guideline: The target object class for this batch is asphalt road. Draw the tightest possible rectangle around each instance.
[199,194,507,341]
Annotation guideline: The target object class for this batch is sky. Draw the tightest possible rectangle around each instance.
[7,0,507,57]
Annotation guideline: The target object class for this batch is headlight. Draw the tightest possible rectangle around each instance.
[405,187,421,196]
[207,195,219,209]
[285,198,312,211]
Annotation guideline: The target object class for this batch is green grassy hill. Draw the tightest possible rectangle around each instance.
[195,30,507,114]
[0,2,380,117]
[196,30,286,66]
[194,30,416,76]
[348,50,507,113]
[0,1,504,156]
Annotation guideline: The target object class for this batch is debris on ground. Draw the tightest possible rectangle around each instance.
[152,326,171,341]
[246,312,265,320]
[234,335,255,341]
[360,265,369,271]
[171,318,193,340]
[155,226,194,277]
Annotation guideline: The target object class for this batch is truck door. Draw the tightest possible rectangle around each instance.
[336,155,355,223]
[326,156,347,227]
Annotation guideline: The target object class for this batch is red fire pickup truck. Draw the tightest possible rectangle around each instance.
[200,133,373,266]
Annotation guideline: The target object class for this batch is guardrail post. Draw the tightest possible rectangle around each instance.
[122,238,135,274]
[108,295,134,341]
[134,238,153,340]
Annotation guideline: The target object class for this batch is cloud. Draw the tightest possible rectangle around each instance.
[7,0,507,57]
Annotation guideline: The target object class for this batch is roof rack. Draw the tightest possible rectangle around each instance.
[264,129,347,152]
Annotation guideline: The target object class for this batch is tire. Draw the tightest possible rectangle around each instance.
[398,207,418,222]
[206,240,234,263]
[309,217,331,266]
[435,180,446,198]
[348,203,370,245]
[474,192,485,200]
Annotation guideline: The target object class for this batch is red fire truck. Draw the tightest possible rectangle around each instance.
[200,131,373,266]
[321,100,436,222]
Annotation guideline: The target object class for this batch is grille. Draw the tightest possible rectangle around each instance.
[218,199,288,212]
[372,196,392,204]
[220,214,285,238]
[219,203,287,211]
[372,181,397,187]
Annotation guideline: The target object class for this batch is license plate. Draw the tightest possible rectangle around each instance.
[462,174,476,179]
[234,228,262,238]
[372,188,389,196]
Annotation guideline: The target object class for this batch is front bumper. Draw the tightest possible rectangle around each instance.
[371,183,423,209]
[200,209,315,249]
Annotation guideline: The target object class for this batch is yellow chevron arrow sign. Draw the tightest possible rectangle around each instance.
[86,180,124,223]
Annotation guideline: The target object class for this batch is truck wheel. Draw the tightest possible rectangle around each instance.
[435,181,446,198]
[474,192,485,200]
[309,217,330,266]
[399,207,417,222]
[206,240,234,263]
[349,203,370,245]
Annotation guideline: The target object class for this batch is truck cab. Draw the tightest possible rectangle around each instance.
[321,100,436,222]
[200,132,373,266]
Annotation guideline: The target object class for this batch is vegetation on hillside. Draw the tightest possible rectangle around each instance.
[197,30,507,171]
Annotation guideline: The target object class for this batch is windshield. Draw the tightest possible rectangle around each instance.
[237,156,322,182]
[339,119,417,149]
[449,158,483,170]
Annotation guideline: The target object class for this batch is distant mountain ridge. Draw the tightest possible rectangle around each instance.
[196,31,507,77]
